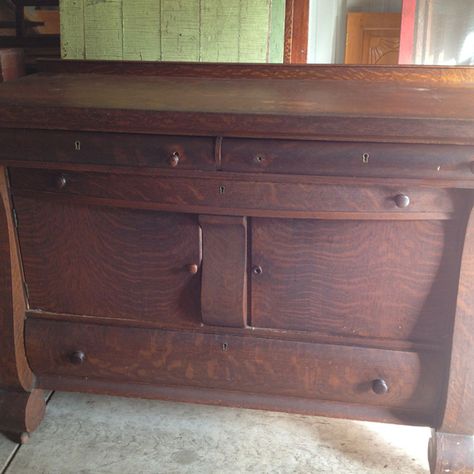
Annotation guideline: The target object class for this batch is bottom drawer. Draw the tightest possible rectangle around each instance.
[26,318,444,413]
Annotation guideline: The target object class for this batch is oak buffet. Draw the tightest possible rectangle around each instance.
[0,61,473,473]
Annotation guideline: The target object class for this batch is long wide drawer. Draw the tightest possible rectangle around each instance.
[9,167,459,217]
[26,318,444,414]
[0,129,216,170]
[222,138,474,179]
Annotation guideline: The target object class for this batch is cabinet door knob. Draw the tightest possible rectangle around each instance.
[69,350,86,365]
[371,378,389,395]
[169,152,180,168]
[252,265,263,276]
[394,194,410,208]
[187,263,199,274]
[56,174,67,190]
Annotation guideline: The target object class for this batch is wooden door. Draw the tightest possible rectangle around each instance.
[345,12,402,64]
[14,198,202,327]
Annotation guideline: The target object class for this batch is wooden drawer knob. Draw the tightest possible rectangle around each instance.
[187,263,199,274]
[169,152,180,168]
[394,194,410,208]
[371,378,389,395]
[252,265,263,276]
[69,350,86,365]
[55,174,67,190]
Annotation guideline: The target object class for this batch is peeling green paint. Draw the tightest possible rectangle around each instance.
[60,0,285,62]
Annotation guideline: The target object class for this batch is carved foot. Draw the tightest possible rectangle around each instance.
[429,430,474,474]
[0,389,45,441]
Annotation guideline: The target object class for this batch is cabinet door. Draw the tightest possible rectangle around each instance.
[251,218,461,344]
[14,197,202,326]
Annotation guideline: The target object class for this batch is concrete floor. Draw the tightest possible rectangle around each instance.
[0,392,431,474]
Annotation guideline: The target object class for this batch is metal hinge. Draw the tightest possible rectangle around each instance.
[12,208,18,228]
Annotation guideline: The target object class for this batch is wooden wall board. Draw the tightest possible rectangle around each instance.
[60,0,285,63]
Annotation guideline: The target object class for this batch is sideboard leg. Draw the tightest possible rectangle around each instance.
[429,430,474,474]
[0,389,45,442]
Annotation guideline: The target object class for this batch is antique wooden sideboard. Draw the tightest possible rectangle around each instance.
[0,61,473,473]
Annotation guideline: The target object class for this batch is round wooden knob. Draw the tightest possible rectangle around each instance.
[169,152,180,168]
[394,194,410,208]
[69,350,86,365]
[187,263,199,274]
[252,265,263,276]
[372,378,389,395]
[56,174,67,190]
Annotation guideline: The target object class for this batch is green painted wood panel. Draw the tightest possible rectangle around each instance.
[84,0,123,60]
[161,0,200,61]
[123,0,161,60]
[60,0,85,59]
[60,0,285,63]
[200,0,240,62]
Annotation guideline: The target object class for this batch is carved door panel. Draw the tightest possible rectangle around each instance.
[345,12,401,65]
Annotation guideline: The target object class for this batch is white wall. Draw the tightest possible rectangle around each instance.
[307,0,403,63]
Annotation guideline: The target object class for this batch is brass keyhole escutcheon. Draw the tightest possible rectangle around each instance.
[74,140,81,151]
[219,185,225,194]
[362,153,369,164]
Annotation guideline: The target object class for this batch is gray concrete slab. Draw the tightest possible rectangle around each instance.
[5,391,431,474]
[0,433,18,472]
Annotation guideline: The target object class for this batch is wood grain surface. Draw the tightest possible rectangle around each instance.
[200,215,247,328]
[0,71,474,144]
[25,318,444,416]
[0,129,215,170]
[8,168,460,219]
[251,218,462,344]
[14,197,202,325]
[222,138,474,180]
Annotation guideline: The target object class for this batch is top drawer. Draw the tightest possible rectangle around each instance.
[221,138,474,179]
[0,129,216,171]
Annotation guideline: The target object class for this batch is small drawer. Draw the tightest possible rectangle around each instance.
[222,138,474,179]
[0,129,216,170]
[26,318,443,415]
[9,167,459,217]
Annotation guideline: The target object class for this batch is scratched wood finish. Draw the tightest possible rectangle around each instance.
[437,198,474,441]
[0,130,215,170]
[251,218,462,344]
[221,138,474,180]
[199,215,247,328]
[25,318,444,416]
[13,198,202,325]
[8,168,459,219]
[428,431,474,474]
[0,72,474,144]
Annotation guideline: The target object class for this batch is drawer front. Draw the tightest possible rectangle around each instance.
[9,168,459,216]
[0,129,215,170]
[222,138,474,179]
[26,318,443,413]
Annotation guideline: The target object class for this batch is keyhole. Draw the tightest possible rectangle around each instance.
[74,141,81,151]
[222,342,228,352]
[219,185,225,194]
[362,153,369,164]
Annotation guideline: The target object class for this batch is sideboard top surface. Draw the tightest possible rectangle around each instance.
[0,63,473,145]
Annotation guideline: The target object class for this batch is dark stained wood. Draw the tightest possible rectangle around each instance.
[221,138,474,180]
[0,129,216,170]
[0,49,25,82]
[251,218,462,344]
[0,167,33,391]
[438,198,474,436]
[25,318,444,416]
[0,72,474,144]
[0,389,45,440]
[13,197,202,325]
[8,168,460,220]
[35,60,474,85]
[428,431,474,474]
[199,215,247,328]
[284,0,309,64]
